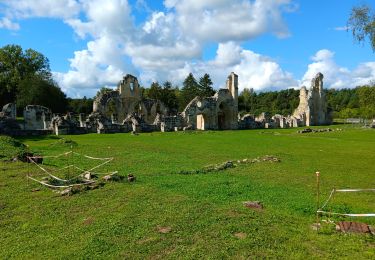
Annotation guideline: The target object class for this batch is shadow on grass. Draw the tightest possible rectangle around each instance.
[16,135,61,142]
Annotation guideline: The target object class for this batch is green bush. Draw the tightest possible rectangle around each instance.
[0,135,28,161]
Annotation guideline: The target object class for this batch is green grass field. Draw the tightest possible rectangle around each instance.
[1,126,374,259]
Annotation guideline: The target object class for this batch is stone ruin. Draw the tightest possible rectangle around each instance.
[0,72,334,136]
[0,103,16,119]
[237,72,332,129]
[0,103,20,135]
[0,104,54,136]
[293,72,332,126]
[93,74,168,124]
[70,72,239,134]
[182,72,239,130]
[23,105,52,130]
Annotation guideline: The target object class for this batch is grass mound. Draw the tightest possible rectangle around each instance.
[0,135,28,161]
[50,138,78,147]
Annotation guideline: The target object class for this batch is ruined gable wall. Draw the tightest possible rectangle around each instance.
[292,72,331,126]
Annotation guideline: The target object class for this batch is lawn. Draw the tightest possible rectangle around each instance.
[0,125,374,259]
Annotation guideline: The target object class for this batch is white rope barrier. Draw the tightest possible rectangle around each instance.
[73,152,113,160]
[28,157,67,182]
[317,210,375,217]
[27,150,116,189]
[317,187,375,218]
[27,176,95,189]
[320,189,335,210]
[335,188,375,192]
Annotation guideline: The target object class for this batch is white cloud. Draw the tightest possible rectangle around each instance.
[166,0,292,42]
[203,42,298,92]
[2,0,81,19]
[52,0,136,96]
[302,49,375,89]
[334,26,349,31]
[311,49,335,62]
[0,17,19,30]
[0,0,298,96]
[134,42,298,93]
[2,0,373,98]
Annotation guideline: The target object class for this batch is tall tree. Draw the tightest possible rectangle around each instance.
[147,82,162,100]
[0,44,67,113]
[16,75,67,114]
[161,81,178,113]
[347,4,375,51]
[356,85,375,118]
[198,73,215,97]
[238,88,256,113]
[68,96,93,114]
[179,73,200,110]
[0,44,52,105]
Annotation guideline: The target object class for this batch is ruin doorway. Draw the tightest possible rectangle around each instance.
[218,102,231,130]
[197,114,205,130]
[218,112,225,130]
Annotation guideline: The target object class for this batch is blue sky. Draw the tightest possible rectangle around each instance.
[0,0,374,98]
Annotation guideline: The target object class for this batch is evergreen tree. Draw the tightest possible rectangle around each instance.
[68,96,93,114]
[161,81,178,113]
[198,73,215,97]
[148,82,162,100]
[179,73,200,110]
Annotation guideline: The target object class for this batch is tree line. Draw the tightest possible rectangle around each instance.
[141,72,215,113]
[0,44,68,115]
[1,44,375,119]
[237,84,375,119]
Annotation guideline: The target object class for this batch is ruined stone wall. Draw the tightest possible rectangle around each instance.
[1,103,16,119]
[181,72,239,130]
[292,72,332,126]
[119,74,141,99]
[92,74,168,124]
[23,105,52,130]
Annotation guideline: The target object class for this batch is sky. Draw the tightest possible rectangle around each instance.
[0,0,374,98]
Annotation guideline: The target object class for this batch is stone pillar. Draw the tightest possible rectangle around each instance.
[226,72,239,129]
[79,113,86,127]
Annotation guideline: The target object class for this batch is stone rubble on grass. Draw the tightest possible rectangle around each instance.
[297,128,343,134]
[310,223,321,231]
[234,232,247,239]
[335,221,373,234]
[127,174,136,182]
[179,155,280,175]
[157,226,172,234]
[243,201,263,209]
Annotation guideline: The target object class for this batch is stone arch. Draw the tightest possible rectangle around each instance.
[139,102,153,124]
[131,101,142,114]
[107,99,117,115]
[150,101,164,115]
[102,98,119,120]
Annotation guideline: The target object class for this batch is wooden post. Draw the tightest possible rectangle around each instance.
[316,171,320,229]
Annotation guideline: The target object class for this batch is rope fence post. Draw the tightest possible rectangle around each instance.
[27,156,30,188]
[316,171,320,229]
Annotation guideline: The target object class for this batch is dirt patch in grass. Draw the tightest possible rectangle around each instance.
[136,237,158,245]
[157,226,172,234]
[234,232,247,239]
[83,217,95,225]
